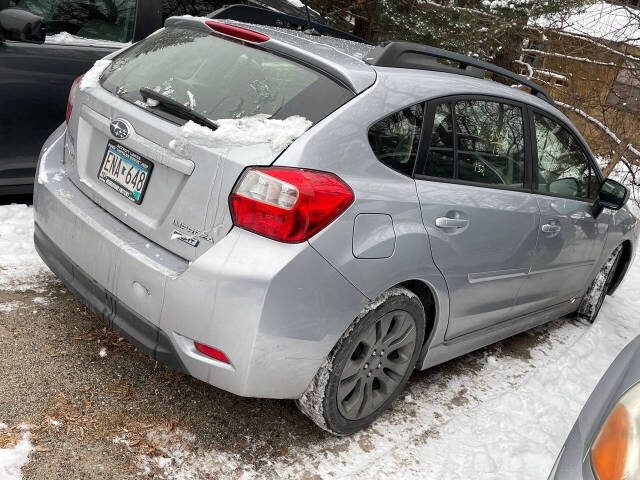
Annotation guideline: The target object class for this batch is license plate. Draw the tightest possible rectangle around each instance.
[98,141,153,204]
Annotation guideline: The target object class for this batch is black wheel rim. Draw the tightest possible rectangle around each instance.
[337,309,417,421]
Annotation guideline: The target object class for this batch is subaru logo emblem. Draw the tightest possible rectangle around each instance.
[110,119,131,140]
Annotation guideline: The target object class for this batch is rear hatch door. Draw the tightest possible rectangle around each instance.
[66,23,359,261]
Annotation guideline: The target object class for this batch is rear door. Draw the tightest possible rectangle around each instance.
[521,110,609,311]
[415,96,540,340]
[0,0,153,191]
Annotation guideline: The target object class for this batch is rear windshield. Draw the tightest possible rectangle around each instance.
[100,27,355,124]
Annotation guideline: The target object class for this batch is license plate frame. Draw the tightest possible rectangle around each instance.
[98,140,154,205]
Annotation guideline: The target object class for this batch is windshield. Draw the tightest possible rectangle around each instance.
[11,0,136,43]
[100,27,355,124]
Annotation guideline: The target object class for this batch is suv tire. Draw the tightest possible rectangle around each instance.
[296,287,425,435]
[579,245,623,323]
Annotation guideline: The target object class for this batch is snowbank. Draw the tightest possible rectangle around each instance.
[0,424,33,480]
[169,115,312,156]
[0,205,50,290]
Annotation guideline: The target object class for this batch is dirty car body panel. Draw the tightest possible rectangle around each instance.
[34,15,638,405]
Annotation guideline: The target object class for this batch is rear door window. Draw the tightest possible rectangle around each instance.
[100,27,355,124]
[419,99,526,189]
[422,103,454,178]
[10,0,137,42]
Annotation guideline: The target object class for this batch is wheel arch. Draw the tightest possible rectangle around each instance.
[608,240,633,295]
[399,279,440,359]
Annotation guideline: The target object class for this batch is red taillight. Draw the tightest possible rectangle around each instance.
[66,75,83,124]
[205,20,269,43]
[194,342,230,364]
[229,167,354,243]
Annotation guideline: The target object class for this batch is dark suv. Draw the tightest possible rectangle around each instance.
[0,0,323,194]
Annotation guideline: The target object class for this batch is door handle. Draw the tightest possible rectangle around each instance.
[435,217,468,229]
[541,223,561,233]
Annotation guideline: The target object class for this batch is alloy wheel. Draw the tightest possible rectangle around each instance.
[337,310,417,420]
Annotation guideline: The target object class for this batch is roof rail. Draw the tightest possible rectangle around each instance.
[208,5,371,45]
[364,41,554,105]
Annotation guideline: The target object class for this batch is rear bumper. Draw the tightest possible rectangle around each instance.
[34,125,368,398]
[34,225,187,373]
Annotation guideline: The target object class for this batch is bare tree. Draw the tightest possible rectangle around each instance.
[523,2,640,207]
[309,0,640,207]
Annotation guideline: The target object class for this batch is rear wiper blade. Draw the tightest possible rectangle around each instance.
[139,87,218,131]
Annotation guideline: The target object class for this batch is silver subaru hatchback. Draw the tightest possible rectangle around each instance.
[34,14,638,435]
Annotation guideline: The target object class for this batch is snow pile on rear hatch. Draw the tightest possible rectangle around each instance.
[79,59,112,91]
[169,115,312,156]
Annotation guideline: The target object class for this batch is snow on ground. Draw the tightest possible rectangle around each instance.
[0,204,51,291]
[0,204,638,479]
[0,424,33,480]
[135,256,640,480]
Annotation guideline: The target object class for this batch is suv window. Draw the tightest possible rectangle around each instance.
[420,100,526,188]
[101,27,355,124]
[423,103,454,178]
[10,0,137,42]
[534,113,599,200]
[162,0,226,19]
[368,104,424,176]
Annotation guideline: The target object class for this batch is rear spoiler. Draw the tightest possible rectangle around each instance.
[209,4,370,45]
[164,16,376,93]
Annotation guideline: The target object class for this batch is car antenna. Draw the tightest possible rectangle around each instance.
[302,2,321,36]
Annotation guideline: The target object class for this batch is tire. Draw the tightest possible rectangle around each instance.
[578,245,624,323]
[296,287,425,435]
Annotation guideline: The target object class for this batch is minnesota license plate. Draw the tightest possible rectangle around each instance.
[98,141,153,204]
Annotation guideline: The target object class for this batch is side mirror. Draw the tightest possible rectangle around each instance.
[593,178,629,217]
[0,8,45,44]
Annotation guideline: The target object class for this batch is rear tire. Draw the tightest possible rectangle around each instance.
[296,287,425,435]
[578,245,623,323]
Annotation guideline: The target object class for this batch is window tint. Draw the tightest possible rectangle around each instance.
[368,104,424,176]
[420,100,525,188]
[11,0,136,42]
[534,114,598,200]
[101,28,354,124]
[456,101,525,187]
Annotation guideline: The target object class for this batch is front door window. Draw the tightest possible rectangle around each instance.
[533,113,599,200]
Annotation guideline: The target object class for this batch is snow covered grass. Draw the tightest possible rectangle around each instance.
[0,424,33,480]
[0,204,51,291]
